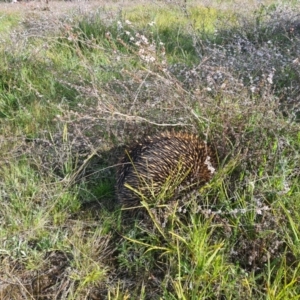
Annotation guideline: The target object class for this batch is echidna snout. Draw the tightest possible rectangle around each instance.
[116,131,216,207]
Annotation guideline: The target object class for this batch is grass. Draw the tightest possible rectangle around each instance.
[0,11,20,34]
[1,0,300,299]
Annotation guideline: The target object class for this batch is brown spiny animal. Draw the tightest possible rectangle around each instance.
[116,131,216,207]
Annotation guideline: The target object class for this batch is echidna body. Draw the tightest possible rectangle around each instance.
[116,131,216,207]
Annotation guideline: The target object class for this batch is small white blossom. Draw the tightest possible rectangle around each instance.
[140,35,149,44]
[117,21,123,30]
[256,208,262,215]
[204,156,215,174]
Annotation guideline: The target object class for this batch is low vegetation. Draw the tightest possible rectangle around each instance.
[1,1,300,299]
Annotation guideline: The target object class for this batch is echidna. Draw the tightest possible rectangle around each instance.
[116,131,216,207]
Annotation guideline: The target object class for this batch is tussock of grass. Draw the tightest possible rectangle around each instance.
[1,1,300,299]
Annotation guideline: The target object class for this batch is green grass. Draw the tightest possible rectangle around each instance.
[0,12,20,34]
[1,1,300,299]
[122,5,237,63]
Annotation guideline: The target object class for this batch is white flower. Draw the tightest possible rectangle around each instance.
[117,21,123,30]
[204,156,215,174]
[140,55,156,63]
[140,35,149,44]
[256,208,262,215]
